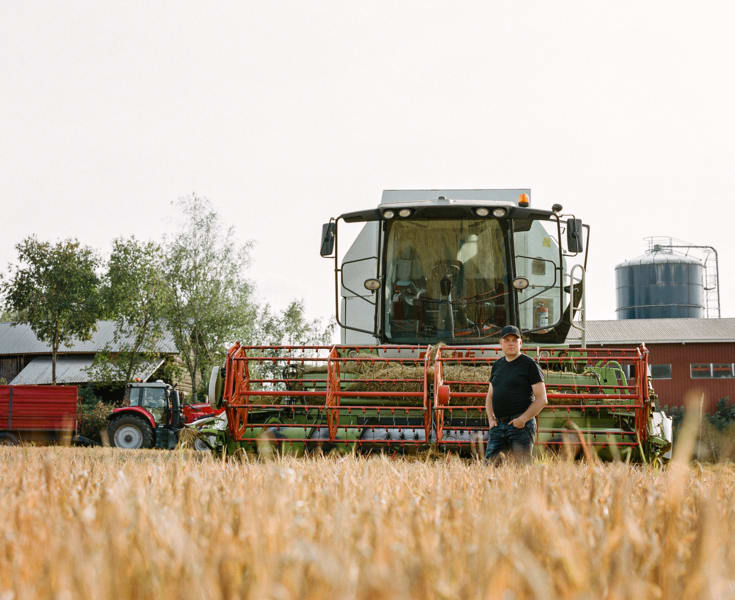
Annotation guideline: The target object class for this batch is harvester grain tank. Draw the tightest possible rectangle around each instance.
[201,189,671,460]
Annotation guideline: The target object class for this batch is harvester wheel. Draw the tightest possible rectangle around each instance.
[193,436,213,452]
[0,432,19,446]
[108,415,154,449]
[256,427,286,456]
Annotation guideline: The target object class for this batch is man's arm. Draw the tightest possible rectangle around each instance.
[485,382,497,428]
[510,381,547,428]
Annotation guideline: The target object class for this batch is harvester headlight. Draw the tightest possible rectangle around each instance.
[364,278,381,291]
[474,207,490,217]
[512,276,530,290]
[398,208,412,218]
[492,207,507,217]
[382,210,395,219]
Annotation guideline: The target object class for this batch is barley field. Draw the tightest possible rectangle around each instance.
[0,447,733,600]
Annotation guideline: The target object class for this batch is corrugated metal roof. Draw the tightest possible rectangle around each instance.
[0,321,177,356]
[10,356,166,385]
[576,318,735,344]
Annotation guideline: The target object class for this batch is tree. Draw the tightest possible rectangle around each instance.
[246,300,335,383]
[163,195,257,400]
[86,237,169,386]
[1,237,101,384]
[254,300,335,347]
[0,308,21,322]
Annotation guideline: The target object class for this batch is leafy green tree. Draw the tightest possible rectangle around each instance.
[163,195,257,400]
[86,237,169,386]
[1,237,101,384]
[0,308,21,322]
[249,300,335,382]
[254,300,335,347]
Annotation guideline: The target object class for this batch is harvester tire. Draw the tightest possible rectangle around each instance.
[256,427,286,456]
[108,415,154,449]
[0,432,19,446]
[193,436,213,452]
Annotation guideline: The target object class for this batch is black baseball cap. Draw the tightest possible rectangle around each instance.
[499,325,521,339]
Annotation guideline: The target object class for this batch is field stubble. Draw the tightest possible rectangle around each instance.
[0,448,733,600]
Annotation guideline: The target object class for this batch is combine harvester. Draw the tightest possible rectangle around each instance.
[200,190,672,461]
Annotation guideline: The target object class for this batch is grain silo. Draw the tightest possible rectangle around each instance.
[615,244,705,320]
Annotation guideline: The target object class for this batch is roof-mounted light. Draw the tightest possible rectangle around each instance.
[382,209,395,219]
[398,208,412,218]
[518,193,530,207]
[492,207,507,217]
[474,207,490,217]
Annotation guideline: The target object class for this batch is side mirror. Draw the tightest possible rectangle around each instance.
[320,222,336,256]
[566,218,584,253]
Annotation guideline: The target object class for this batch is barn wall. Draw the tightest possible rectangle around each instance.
[0,356,29,383]
[586,342,735,412]
[645,342,735,412]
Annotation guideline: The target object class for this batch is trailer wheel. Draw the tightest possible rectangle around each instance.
[108,415,154,449]
[0,432,19,446]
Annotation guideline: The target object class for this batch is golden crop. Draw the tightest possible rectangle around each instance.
[0,448,733,599]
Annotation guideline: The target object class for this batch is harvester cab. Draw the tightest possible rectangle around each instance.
[207,189,672,461]
[108,381,218,449]
[321,189,588,345]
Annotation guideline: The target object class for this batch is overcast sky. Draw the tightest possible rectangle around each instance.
[2,1,734,328]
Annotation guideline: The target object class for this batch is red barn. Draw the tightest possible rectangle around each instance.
[581,318,735,413]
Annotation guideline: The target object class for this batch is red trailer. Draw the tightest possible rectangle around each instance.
[0,385,78,445]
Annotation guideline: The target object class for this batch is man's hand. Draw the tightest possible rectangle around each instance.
[509,416,527,429]
[486,382,496,428]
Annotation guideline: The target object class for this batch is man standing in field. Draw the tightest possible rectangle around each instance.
[485,325,547,463]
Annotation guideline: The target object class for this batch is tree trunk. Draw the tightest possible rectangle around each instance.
[125,332,145,384]
[52,323,59,385]
[191,359,198,403]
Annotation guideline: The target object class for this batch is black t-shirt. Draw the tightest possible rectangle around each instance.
[489,354,544,419]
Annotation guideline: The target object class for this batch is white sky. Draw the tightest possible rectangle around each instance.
[2,1,734,327]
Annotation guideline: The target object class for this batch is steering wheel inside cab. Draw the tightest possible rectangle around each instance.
[430,260,462,293]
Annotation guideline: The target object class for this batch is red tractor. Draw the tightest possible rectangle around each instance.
[107,381,219,449]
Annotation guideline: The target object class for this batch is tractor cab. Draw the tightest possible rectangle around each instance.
[124,381,182,428]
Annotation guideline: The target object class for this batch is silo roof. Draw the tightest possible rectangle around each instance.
[615,251,702,269]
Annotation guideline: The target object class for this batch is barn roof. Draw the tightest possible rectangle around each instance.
[9,356,165,385]
[578,318,735,345]
[0,321,178,356]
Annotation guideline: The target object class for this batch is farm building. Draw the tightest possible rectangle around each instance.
[581,317,735,412]
[0,321,191,399]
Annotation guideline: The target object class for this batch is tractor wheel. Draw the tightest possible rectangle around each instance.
[0,432,19,446]
[108,415,154,449]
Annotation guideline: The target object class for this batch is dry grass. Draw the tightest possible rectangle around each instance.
[0,448,733,599]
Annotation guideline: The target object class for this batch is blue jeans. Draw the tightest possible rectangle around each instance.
[485,417,536,463]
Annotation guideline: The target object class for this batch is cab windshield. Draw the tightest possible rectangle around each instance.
[129,386,167,423]
[383,218,509,344]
